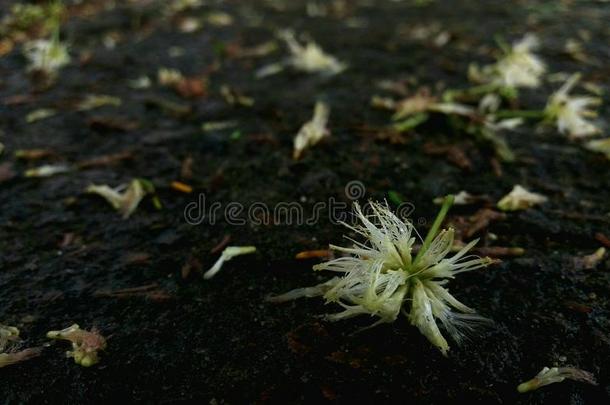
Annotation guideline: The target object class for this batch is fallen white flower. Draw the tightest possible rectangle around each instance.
[469,34,546,90]
[517,366,597,393]
[269,198,494,355]
[204,246,257,279]
[293,101,330,159]
[23,38,70,75]
[497,185,547,211]
[86,179,147,219]
[281,30,346,75]
[545,73,602,139]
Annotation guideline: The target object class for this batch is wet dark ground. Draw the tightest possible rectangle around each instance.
[1,0,609,403]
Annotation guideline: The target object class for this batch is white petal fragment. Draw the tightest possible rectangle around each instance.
[203,246,257,279]
[497,185,547,211]
[86,179,147,219]
[293,101,330,159]
[25,164,71,178]
[517,366,597,393]
[282,30,346,75]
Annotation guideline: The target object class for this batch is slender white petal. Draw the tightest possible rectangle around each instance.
[203,246,257,279]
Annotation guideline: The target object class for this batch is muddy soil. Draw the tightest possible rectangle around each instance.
[0,0,609,403]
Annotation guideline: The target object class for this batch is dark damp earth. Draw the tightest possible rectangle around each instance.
[0,0,609,403]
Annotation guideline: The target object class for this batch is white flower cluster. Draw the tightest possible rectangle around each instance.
[270,198,493,355]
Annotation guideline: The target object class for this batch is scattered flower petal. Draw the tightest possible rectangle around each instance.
[24,164,71,178]
[0,325,41,368]
[47,324,107,367]
[128,76,152,89]
[25,108,57,123]
[434,191,475,205]
[585,137,610,160]
[293,101,330,160]
[86,179,148,219]
[158,68,184,87]
[517,366,597,393]
[0,348,42,368]
[497,185,547,211]
[0,325,20,352]
[281,30,346,75]
[204,246,257,279]
[579,247,606,270]
[77,95,122,111]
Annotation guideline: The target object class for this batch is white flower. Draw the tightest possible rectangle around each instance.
[517,366,597,393]
[293,101,330,159]
[23,38,70,75]
[204,246,257,279]
[269,198,494,355]
[281,30,346,75]
[497,185,547,211]
[469,34,546,89]
[545,73,602,139]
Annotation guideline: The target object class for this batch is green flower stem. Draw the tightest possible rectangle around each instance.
[392,112,429,132]
[414,194,454,266]
[494,34,510,54]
